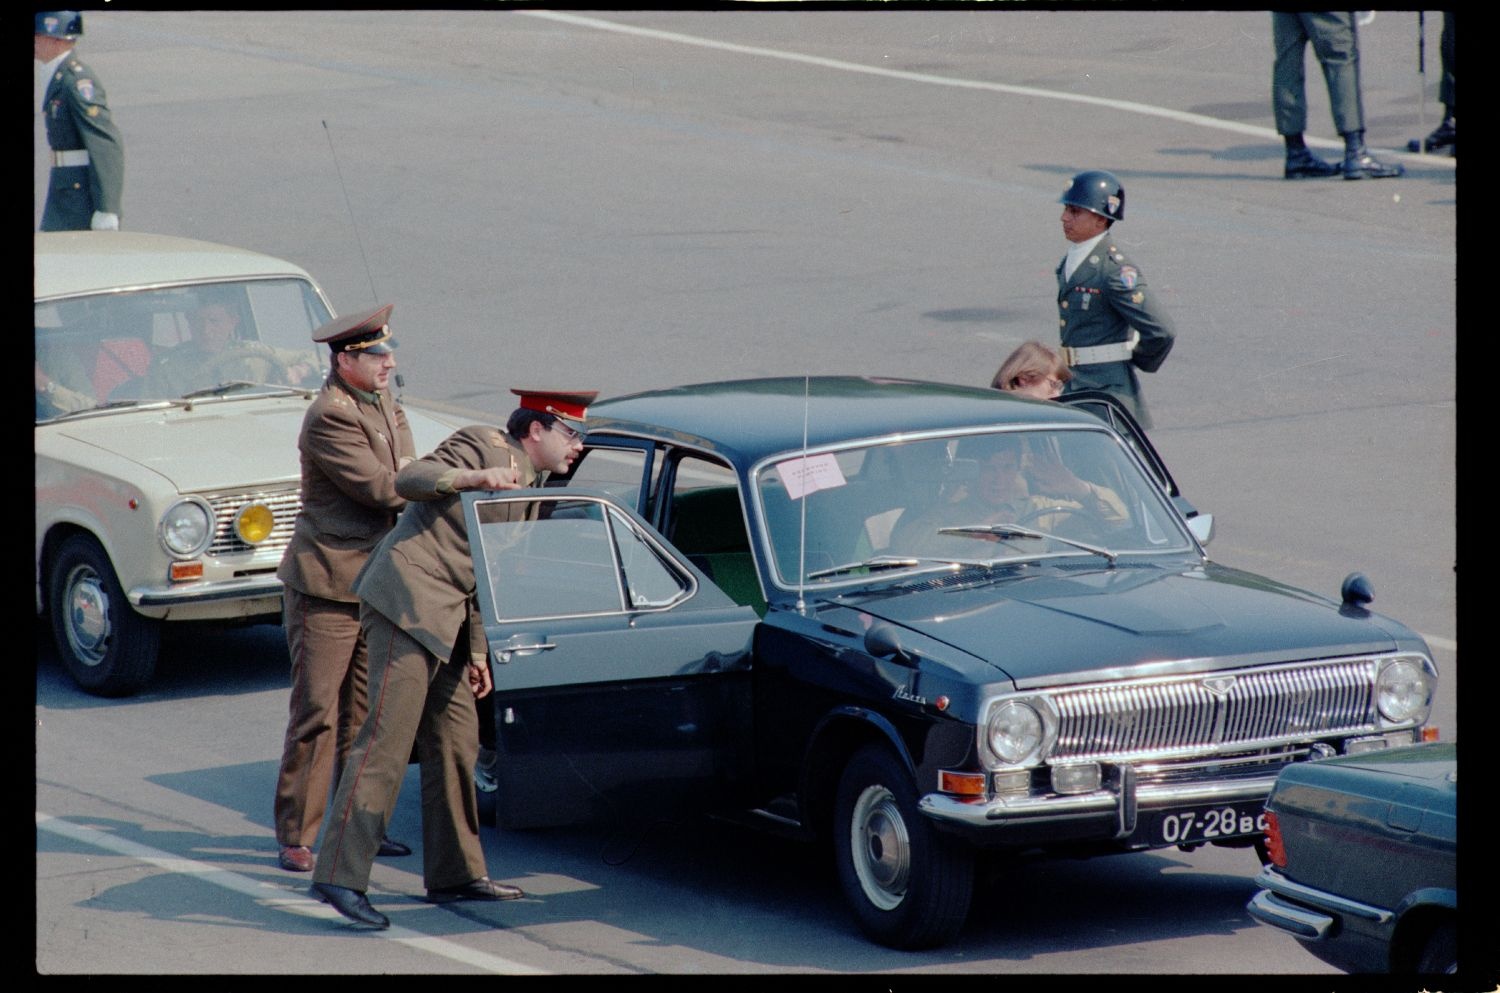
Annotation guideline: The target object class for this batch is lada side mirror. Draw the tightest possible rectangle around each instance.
[1186,512,1214,546]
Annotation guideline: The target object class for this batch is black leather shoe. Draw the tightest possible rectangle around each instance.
[377,836,412,857]
[425,877,526,904]
[1343,150,1405,180]
[1283,147,1340,179]
[310,882,390,929]
[1406,118,1455,155]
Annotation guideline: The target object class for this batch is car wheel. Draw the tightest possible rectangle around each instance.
[47,534,160,696]
[833,744,974,949]
[1415,918,1457,973]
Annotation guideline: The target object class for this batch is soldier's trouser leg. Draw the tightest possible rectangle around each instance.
[418,621,488,890]
[312,609,431,892]
[1271,12,1310,136]
[1304,12,1364,136]
[273,588,365,847]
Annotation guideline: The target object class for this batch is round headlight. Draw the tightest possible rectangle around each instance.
[988,700,1043,763]
[234,502,276,545]
[160,498,213,557]
[1376,657,1432,724]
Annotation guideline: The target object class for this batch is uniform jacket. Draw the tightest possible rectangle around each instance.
[1056,239,1174,427]
[41,52,125,230]
[276,371,415,602]
[353,425,537,663]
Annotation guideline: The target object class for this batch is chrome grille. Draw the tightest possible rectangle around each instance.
[205,487,300,556]
[1048,658,1379,762]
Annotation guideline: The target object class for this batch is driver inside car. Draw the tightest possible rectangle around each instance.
[891,434,1125,553]
[134,296,317,396]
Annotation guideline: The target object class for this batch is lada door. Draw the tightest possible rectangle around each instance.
[462,487,759,829]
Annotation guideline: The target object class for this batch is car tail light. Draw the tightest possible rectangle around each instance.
[1262,811,1286,868]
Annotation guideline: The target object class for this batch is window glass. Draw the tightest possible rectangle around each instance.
[564,446,648,507]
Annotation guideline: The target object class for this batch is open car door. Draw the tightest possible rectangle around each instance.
[1059,389,1212,543]
[463,487,759,829]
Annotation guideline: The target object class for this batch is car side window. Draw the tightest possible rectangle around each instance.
[662,455,765,614]
[557,445,650,508]
[472,494,692,621]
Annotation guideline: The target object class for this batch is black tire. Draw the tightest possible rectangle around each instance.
[1414,918,1457,974]
[47,534,160,696]
[833,744,974,949]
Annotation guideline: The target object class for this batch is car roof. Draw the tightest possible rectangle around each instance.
[587,376,1105,465]
[34,231,318,301]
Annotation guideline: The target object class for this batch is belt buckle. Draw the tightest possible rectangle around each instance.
[1061,345,1077,366]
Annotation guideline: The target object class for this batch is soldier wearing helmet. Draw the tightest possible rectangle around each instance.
[1055,170,1175,427]
[36,10,125,231]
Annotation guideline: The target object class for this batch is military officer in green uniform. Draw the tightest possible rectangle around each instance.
[1055,170,1174,428]
[272,304,414,875]
[36,11,125,231]
[310,389,596,929]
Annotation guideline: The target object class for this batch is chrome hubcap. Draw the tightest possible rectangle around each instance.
[850,784,910,910]
[64,566,111,667]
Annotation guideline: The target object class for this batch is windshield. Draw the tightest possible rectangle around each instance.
[753,428,1194,587]
[35,278,332,421]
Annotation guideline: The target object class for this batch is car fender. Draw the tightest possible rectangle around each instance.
[1394,885,1458,918]
[797,703,918,835]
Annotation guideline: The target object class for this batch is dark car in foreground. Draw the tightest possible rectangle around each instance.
[1247,740,1457,973]
[463,376,1437,949]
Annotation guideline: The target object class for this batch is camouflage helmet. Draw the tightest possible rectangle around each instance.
[36,11,83,39]
[1059,170,1125,222]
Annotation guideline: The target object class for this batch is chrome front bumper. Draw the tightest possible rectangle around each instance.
[127,574,283,610]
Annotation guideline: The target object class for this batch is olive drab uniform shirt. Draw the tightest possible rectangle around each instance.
[276,371,416,601]
[40,52,125,231]
[352,425,538,665]
[1057,240,1174,428]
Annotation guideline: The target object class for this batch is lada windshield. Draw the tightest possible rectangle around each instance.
[754,428,1194,587]
[35,278,331,420]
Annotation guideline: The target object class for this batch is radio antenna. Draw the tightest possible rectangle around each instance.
[322,120,403,396]
[322,120,380,308]
[796,375,810,614]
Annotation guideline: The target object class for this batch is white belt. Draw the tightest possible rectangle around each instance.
[1063,330,1139,366]
[52,149,90,167]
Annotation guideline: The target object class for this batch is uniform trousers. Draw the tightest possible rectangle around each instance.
[273,587,368,847]
[312,605,486,892]
[1272,12,1364,137]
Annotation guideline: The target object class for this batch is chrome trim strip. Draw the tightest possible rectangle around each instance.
[918,774,1278,829]
[1253,867,1394,925]
[128,575,283,608]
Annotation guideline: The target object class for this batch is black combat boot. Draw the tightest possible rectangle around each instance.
[1406,116,1455,155]
[1282,134,1340,179]
[1341,131,1405,180]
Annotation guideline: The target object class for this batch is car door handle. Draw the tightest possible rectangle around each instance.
[490,639,556,664]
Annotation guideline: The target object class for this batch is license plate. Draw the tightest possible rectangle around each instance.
[1152,803,1267,846]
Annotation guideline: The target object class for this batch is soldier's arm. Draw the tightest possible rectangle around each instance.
[396,426,518,501]
[1105,260,1175,373]
[64,73,124,217]
[304,399,406,510]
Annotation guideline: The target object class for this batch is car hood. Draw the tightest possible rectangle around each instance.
[850,561,1405,685]
[42,397,310,491]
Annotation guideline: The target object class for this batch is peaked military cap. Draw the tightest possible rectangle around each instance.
[510,389,598,431]
[314,303,396,354]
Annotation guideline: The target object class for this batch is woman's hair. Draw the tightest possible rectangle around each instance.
[990,340,1072,392]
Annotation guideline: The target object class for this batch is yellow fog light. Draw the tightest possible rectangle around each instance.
[234,502,275,545]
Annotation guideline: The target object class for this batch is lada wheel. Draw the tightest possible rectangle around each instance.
[833,744,974,949]
[47,534,160,696]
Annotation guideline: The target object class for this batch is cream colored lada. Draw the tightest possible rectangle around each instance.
[35,231,462,696]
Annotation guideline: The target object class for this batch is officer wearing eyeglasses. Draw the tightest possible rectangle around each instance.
[310,389,596,929]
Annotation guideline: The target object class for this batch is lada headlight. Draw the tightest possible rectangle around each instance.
[234,501,276,545]
[1375,655,1434,724]
[987,700,1043,763]
[159,497,214,558]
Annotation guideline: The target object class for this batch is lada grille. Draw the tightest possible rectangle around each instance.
[205,488,300,556]
[1048,657,1377,763]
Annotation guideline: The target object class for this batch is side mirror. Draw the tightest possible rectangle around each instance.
[865,622,915,664]
[1187,512,1214,546]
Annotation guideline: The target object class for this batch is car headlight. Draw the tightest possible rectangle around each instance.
[234,501,276,545]
[159,498,214,558]
[987,700,1043,763]
[1375,656,1434,724]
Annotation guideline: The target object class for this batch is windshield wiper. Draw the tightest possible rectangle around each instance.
[938,523,1117,565]
[805,555,959,581]
[179,380,298,400]
[42,398,161,421]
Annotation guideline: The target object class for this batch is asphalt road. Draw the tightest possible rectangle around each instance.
[35,9,1459,981]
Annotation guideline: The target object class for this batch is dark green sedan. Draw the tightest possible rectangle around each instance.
[1248,740,1457,973]
[462,376,1439,949]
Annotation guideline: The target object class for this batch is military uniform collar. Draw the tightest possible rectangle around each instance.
[330,369,382,406]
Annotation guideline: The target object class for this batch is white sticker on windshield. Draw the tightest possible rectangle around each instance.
[774,453,847,500]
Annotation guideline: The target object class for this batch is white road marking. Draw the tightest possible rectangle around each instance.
[516,10,1453,164]
[35,812,551,975]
